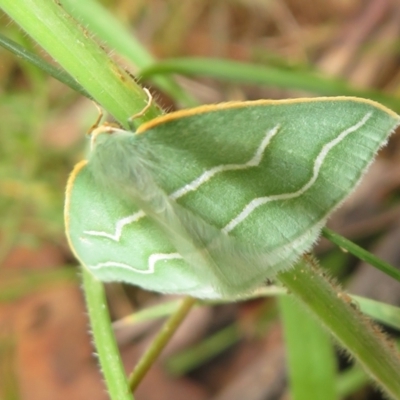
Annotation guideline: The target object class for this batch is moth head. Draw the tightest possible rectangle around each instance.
[89,123,123,151]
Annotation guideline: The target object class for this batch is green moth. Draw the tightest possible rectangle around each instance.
[65,97,399,299]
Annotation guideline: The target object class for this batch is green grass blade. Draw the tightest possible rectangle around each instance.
[165,324,240,376]
[353,295,400,331]
[0,32,90,98]
[139,58,400,110]
[337,365,369,397]
[112,299,183,329]
[279,296,338,400]
[322,228,400,283]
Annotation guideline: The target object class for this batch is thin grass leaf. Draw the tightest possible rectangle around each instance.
[353,295,400,331]
[322,227,400,283]
[139,58,400,111]
[0,33,90,98]
[279,296,338,400]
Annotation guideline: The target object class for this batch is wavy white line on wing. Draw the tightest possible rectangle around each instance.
[222,112,372,234]
[170,125,280,199]
[84,210,145,241]
[89,253,183,274]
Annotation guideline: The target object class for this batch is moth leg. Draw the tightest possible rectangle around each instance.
[88,104,124,150]
[129,87,153,124]
[87,102,104,136]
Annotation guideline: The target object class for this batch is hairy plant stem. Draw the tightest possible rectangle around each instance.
[278,255,400,399]
[82,269,134,400]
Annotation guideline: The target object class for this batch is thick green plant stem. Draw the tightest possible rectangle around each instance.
[0,0,162,127]
[128,296,197,392]
[61,0,198,108]
[278,256,400,399]
[81,268,134,400]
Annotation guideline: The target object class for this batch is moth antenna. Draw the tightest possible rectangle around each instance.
[128,88,153,126]
[89,123,125,151]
